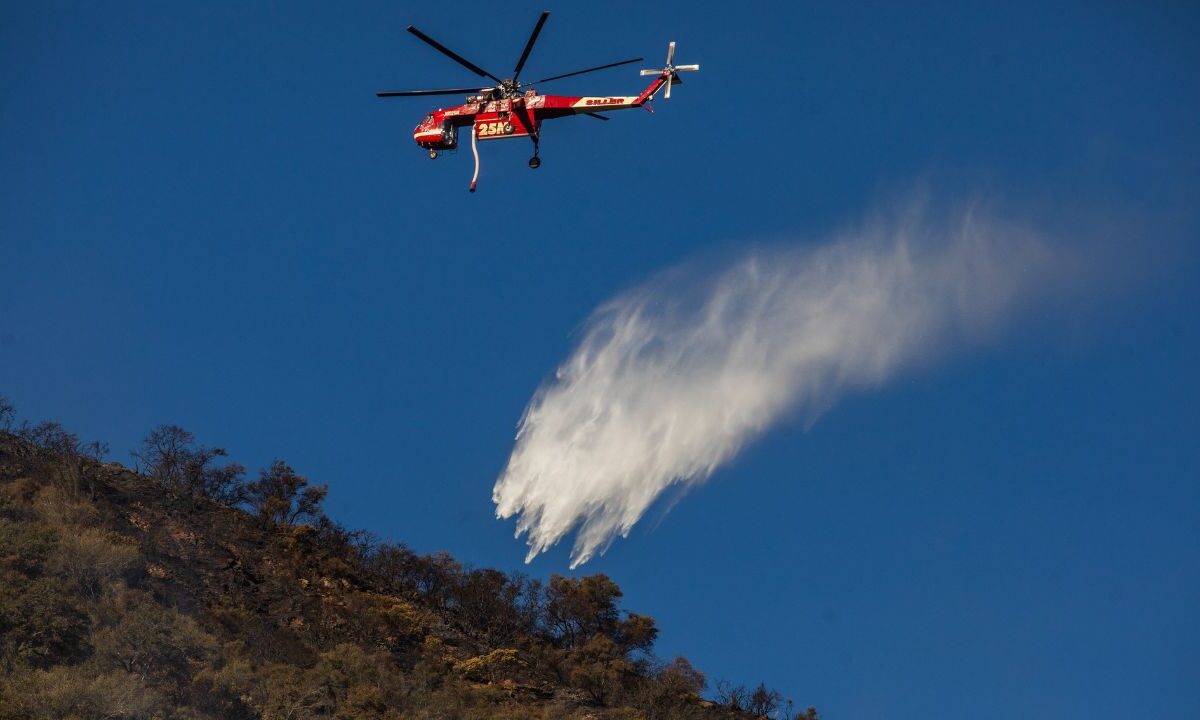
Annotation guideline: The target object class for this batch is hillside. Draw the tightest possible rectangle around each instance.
[0,408,815,719]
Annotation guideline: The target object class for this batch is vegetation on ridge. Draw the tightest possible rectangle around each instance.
[0,396,815,719]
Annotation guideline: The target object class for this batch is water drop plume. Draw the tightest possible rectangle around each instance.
[494,200,1059,567]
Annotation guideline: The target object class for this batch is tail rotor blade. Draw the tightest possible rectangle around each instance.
[642,42,695,99]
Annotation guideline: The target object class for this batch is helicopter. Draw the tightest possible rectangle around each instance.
[377,11,698,192]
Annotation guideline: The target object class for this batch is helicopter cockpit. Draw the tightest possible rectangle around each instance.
[413,114,458,155]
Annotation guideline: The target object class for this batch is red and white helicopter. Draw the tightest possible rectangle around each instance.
[377,11,698,191]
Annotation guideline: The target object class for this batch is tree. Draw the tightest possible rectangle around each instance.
[17,421,80,456]
[779,700,820,720]
[16,422,86,497]
[634,656,708,720]
[132,424,191,482]
[132,425,246,504]
[243,460,327,527]
[10,421,106,500]
[544,574,623,648]
[658,656,706,697]
[92,592,216,686]
[747,682,783,717]
[616,612,658,655]
[566,635,635,705]
[0,395,14,431]
[361,542,422,596]
[716,680,749,711]
[50,527,138,599]
[455,568,540,644]
[542,573,657,661]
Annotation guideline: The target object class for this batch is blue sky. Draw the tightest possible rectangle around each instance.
[2,1,1198,717]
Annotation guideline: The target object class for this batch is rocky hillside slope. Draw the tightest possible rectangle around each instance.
[0,415,814,720]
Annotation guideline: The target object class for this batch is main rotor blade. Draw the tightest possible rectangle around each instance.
[528,57,643,85]
[407,25,502,83]
[376,87,486,97]
[583,112,610,121]
[513,11,550,80]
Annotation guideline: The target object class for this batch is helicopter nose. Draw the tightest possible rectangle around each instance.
[414,126,437,145]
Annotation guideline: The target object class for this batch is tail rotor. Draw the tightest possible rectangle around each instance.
[640,41,699,99]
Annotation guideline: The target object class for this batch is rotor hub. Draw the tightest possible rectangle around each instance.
[495,79,515,98]
[377,12,645,105]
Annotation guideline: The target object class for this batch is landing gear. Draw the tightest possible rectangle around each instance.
[528,135,541,169]
[428,148,438,160]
